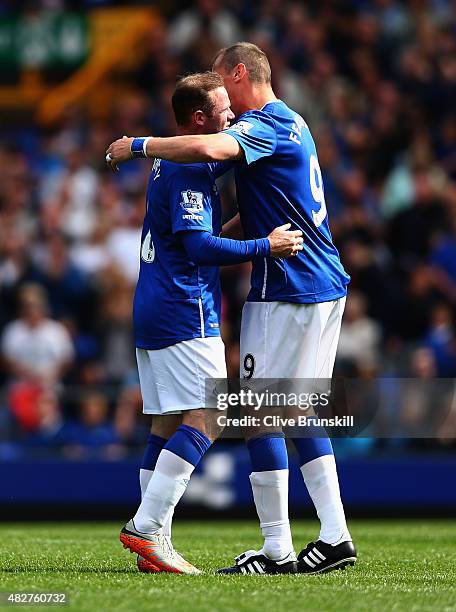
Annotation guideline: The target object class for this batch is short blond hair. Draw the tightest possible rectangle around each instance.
[213,42,271,84]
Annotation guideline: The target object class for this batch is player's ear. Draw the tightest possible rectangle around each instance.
[233,63,247,82]
[193,110,206,126]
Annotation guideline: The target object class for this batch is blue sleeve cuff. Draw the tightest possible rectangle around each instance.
[255,237,270,257]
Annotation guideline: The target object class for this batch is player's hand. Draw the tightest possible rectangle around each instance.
[268,223,303,258]
[105,136,134,171]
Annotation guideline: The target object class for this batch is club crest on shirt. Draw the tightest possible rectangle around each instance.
[180,190,204,213]
[227,120,254,134]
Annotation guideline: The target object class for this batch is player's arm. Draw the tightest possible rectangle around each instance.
[169,166,301,263]
[105,134,243,170]
[180,225,303,266]
[181,231,268,265]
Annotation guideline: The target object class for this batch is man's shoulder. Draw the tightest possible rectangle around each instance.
[240,100,294,119]
[39,319,69,338]
[230,108,276,132]
[2,319,24,340]
[226,106,288,143]
[260,100,308,128]
[160,159,211,175]
[155,159,213,186]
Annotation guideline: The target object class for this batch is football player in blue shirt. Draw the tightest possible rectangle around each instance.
[107,43,357,576]
[116,71,303,575]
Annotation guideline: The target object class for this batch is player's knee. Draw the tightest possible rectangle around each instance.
[151,414,182,439]
[182,409,224,442]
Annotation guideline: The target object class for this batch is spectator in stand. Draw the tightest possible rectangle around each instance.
[33,232,96,332]
[167,0,241,55]
[1,283,74,385]
[1,0,456,456]
[113,381,148,450]
[0,226,41,333]
[98,278,136,385]
[104,190,143,284]
[424,303,456,377]
[64,390,119,459]
[338,291,381,375]
[429,188,456,287]
[24,387,67,450]
[40,145,99,243]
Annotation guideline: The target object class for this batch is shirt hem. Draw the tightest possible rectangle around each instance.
[247,286,348,304]
[135,329,220,351]
[143,403,219,414]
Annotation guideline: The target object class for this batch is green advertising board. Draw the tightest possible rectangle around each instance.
[0,12,88,69]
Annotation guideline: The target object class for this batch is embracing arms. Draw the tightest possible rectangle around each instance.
[181,224,303,266]
[105,134,242,169]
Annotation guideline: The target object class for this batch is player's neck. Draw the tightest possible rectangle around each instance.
[178,126,214,137]
[238,84,278,115]
[177,127,200,136]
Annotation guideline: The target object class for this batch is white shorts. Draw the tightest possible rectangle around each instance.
[136,336,227,415]
[240,298,346,379]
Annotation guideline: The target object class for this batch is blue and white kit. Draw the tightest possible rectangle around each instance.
[134,159,269,413]
[223,100,351,379]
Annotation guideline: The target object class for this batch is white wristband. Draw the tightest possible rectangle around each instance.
[142,136,151,158]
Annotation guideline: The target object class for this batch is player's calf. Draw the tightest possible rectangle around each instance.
[122,409,224,574]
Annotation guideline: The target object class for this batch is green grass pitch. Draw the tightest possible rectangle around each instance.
[1,520,455,612]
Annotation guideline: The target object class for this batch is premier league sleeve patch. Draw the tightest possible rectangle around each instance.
[226,120,254,135]
[180,190,204,213]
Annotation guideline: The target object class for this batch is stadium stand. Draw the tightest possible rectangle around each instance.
[0,0,455,514]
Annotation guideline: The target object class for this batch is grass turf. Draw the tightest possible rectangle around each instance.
[0,520,455,612]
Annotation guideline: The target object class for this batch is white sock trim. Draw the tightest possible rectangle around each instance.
[155,448,194,480]
[249,468,289,487]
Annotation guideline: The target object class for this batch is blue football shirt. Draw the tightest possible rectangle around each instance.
[224,100,350,303]
[133,160,225,350]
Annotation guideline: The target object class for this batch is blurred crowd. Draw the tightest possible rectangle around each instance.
[1,0,456,457]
